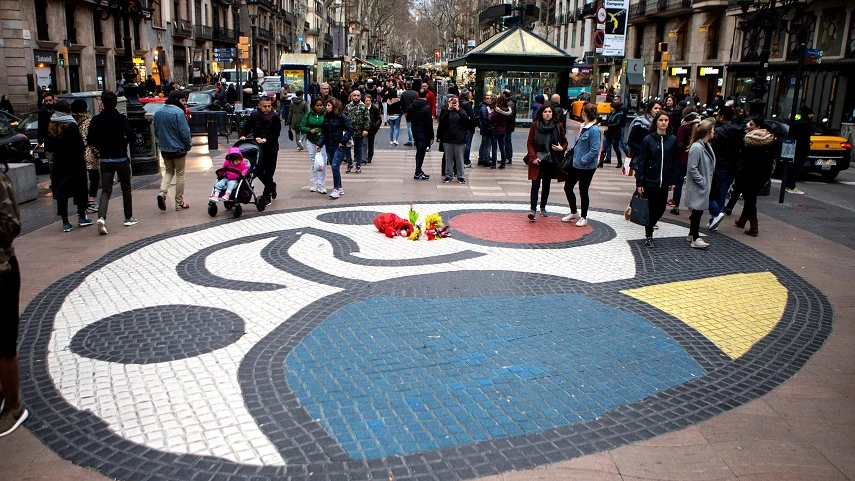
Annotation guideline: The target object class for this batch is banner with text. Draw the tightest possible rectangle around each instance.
[603,0,628,57]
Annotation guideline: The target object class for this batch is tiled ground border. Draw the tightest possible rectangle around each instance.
[18,202,833,481]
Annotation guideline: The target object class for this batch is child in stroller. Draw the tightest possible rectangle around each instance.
[207,140,268,218]
[210,147,249,203]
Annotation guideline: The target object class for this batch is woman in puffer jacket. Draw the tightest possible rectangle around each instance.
[734,117,776,236]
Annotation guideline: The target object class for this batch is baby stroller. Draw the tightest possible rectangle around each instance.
[207,138,267,218]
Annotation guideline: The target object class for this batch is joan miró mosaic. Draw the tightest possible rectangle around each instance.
[18,202,832,481]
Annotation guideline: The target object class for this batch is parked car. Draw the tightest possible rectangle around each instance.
[259,76,282,104]
[766,119,852,182]
[14,112,48,174]
[141,97,192,121]
[0,110,21,128]
[0,118,35,167]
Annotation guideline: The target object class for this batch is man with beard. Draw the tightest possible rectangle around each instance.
[37,91,56,158]
[240,97,282,205]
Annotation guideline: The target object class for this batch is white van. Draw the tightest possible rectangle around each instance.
[219,68,265,88]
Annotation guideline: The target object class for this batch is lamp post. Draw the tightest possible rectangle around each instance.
[246,0,260,106]
[95,0,158,175]
[736,0,809,116]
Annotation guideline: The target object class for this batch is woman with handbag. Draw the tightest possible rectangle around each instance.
[526,105,568,221]
[634,111,678,247]
[733,117,776,237]
[684,118,716,249]
[562,103,601,227]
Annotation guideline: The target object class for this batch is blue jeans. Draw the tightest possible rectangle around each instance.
[491,132,507,167]
[479,133,492,164]
[326,145,347,189]
[414,131,429,175]
[603,136,622,163]
[505,133,513,161]
[619,127,629,156]
[709,169,735,217]
[350,136,364,167]
[214,178,238,196]
[464,130,474,164]
[389,117,401,142]
[406,121,413,142]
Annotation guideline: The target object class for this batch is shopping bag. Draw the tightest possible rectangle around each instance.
[629,192,649,226]
[314,154,326,172]
[621,156,634,176]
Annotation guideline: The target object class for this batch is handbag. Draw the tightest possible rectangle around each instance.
[558,126,587,173]
[438,142,445,152]
[629,192,650,226]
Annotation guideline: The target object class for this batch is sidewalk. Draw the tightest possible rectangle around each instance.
[1,132,853,481]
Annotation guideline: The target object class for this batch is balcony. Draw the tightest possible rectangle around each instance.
[306,27,320,36]
[172,19,193,38]
[214,27,237,43]
[581,2,596,18]
[629,0,692,21]
[279,34,289,44]
[256,27,273,40]
[629,0,647,20]
[194,25,213,40]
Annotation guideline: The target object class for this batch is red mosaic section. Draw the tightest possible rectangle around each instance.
[449,212,593,244]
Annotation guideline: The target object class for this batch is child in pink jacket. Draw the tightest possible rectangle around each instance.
[210,147,249,202]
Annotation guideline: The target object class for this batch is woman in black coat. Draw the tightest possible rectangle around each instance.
[733,117,776,236]
[634,111,678,247]
[45,100,91,232]
[317,98,354,199]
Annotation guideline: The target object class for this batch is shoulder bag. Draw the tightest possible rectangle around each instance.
[558,126,588,173]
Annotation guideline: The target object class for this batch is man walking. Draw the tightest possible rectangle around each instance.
[153,91,192,211]
[37,91,55,165]
[400,81,418,146]
[460,89,476,168]
[503,90,517,164]
[240,97,281,204]
[409,93,433,180]
[86,90,137,234]
[708,106,744,230]
[288,91,308,151]
[344,90,370,174]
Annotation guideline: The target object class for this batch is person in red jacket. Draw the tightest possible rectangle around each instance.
[420,84,437,118]
[669,107,700,215]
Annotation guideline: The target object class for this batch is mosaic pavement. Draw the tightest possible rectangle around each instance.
[18,202,832,481]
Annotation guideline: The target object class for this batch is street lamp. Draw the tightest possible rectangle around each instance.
[246,0,260,106]
[736,0,810,116]
[95,0,158,175]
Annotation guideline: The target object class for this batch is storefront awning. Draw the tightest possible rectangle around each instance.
[367,59,386,67]
[668,19,687,38]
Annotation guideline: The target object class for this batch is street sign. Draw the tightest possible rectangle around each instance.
[805,48,823,58]
[780,139,796,161]
[594,30,605,48]
[596,5,607,23]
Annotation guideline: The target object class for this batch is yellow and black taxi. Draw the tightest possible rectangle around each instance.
[767,120,852,182]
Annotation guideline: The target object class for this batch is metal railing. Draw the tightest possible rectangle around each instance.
[214,27,237,42]
[195,25,213,40]
[173,20,193,38]
[256,27,273,39]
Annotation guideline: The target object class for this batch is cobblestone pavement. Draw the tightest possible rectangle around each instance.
[3,131,854,481]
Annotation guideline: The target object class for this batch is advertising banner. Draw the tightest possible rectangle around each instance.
[603,0,628,57]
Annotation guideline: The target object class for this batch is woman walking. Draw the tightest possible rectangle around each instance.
[489,94,512,169]
[526,105,567,221]
[684,118,716,249]
[317,98,353,199]
[300,97,327,194]
[734,117,776,236]
[385,84,402,145]
[634,111,677,247]
[562,103,601,226]
[364,94,381,163]
[46,100,92,232]
[70,100,100,213]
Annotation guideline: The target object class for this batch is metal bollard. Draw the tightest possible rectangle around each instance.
[207,113,218,150]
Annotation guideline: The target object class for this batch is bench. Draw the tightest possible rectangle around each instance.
[5,163,37,204]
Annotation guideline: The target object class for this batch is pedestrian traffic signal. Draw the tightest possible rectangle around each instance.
[59,54,65,67]
[239,43,250,59]
[658,42,668,53]
[59,46,68,67]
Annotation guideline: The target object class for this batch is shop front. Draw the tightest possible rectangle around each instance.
[666,66,691,98]
[448,27,575,125]
[696,65,724,105]
[33,49,57,92]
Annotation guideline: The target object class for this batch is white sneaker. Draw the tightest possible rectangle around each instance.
[687,235,694,242]
[786,188,805,195]
[329,189,341,199]
[575,217,588,227]
[561,213,578,223]
[97,217,108,235]
[309,184,318,192]
[318,186,327,194]
[691,238,710,249]
[123,217,139,227]
[393,140,399,146]
[708,212,726,230]
[338,188,344,196]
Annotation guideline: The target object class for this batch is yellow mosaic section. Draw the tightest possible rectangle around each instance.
[621,272,788,359]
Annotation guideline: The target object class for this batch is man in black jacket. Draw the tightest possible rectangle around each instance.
[460,89,476,167]
[240,97,282,203]
[708,106,745,230]
[437,96,470,184]
[504,89,517,164]
[602,102,625,168]
[37,91,55,152]
[87,90,136,234]
[409,96,433,180]
[786,106,813,195]
[400,81,418,146]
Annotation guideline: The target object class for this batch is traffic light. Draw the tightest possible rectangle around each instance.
[661,51,669,72]
[658,42,668,53]
[239,36,250,59]
[59,46,68,67]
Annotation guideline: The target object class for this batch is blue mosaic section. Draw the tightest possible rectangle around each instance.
[284,294,705,460]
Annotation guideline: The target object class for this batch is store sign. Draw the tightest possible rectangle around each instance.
[698,66,722,77]
[602,0,628,57]
[669,66,689,76]
[34,50,57,65]
[133,57,145,65]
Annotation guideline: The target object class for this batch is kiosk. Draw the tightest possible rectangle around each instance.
[279,53,316,95]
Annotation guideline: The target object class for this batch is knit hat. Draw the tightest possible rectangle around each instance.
[70,99,88,114]
[682,112,701,124]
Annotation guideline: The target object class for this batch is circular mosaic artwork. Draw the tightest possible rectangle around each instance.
[19,202,832,481]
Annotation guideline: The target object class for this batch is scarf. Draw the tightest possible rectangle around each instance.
[50,112,77,124]
[258,107,277,122]
[534,120,557,153]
